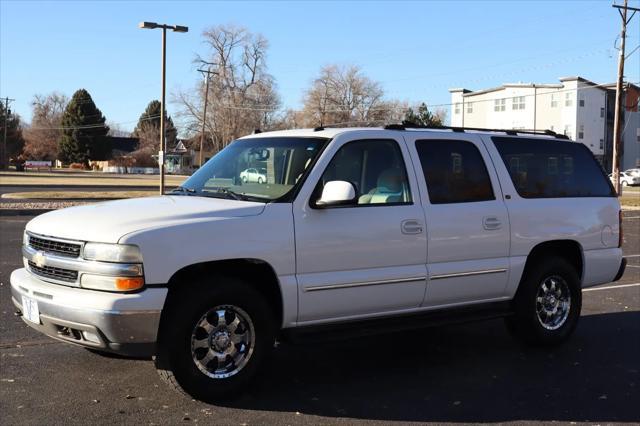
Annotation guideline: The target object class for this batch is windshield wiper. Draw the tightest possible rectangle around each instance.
[170,186,197,195]
[201,187,247,201]
[200,187,271,203]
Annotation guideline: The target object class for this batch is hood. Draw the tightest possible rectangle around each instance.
[26,196,266,244]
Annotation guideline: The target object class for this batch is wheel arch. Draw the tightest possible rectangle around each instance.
[521,239,584,284]
[161,258,284,330]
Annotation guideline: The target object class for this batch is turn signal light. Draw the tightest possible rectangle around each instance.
[115,277,145,291]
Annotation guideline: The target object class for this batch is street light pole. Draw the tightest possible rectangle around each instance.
[160,26,166,195]
[138,21,188,195]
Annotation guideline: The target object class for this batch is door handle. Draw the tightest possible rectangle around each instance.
[483,216,502,230]
[401,219,423,234]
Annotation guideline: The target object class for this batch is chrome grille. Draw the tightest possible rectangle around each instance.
[28,261,78,283]
[28,235,81,258]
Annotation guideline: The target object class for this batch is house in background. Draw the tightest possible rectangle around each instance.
[450,77,639,171]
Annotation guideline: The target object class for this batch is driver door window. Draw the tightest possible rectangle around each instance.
[317,139,412,206]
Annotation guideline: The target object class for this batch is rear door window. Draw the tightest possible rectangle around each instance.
[415,139,495,204]
[492,137,615,198]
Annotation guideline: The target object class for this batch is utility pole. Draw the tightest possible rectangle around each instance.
[611,0,639,194]
[197,67,217,168]
[2,97,15,170]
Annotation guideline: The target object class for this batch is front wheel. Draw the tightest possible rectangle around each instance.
[155,278,276,402]
[258,177,264,184]
[622,180,628,187]
[505,258,581,346]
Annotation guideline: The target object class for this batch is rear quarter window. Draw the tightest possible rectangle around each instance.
[491,137,615,198]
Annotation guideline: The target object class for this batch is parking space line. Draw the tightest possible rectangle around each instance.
[626,264,640,268]
[624,254,640,258]
[583,282,640,292]
[624,216,640,219]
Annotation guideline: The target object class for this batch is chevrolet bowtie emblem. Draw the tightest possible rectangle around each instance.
[33,251,46,268]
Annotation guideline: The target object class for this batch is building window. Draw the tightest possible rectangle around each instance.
[494,99,506,112]
[565,92,573,107]
[579,99,585,107]
[564,125,572,139]
[512,96,525,110]
[600,107,605,118]
[466,102,473,114]
[578,125,584,139]
[454,103,461,114]
[599,139,604,150]
[551,94,558,108]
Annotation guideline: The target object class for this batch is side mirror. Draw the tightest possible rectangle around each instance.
[315,180,357,208]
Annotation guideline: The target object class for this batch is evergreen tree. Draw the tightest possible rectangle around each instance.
[132,100,177,151]
[403,103,443,127]
[58,89,109,164]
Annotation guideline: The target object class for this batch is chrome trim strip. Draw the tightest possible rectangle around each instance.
[23,245,143,284]
[304,276,425,292]
[429,268,508,281]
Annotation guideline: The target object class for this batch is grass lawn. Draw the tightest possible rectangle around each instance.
[0,171,187,187]
[2,191,157,200]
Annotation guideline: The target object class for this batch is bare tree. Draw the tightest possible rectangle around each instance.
[301,65,386,127]
[107,122,131,137]
[174,25,280,153]
[22,92,68,160]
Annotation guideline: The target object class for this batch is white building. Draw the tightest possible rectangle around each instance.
[449,77,640,170]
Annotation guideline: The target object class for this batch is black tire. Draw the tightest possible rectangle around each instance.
[154,277,276,402]
[505,257,581,346]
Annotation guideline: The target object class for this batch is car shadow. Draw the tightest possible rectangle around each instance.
[221,311,640,423]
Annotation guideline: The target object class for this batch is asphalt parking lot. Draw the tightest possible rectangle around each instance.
[0,213,638,425]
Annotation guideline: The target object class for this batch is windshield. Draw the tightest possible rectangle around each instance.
[177,137,327,202]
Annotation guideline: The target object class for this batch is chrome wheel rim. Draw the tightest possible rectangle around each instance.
[535,275,571,330]
[190,305,255,379]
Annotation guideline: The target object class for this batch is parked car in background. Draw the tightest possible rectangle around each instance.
[624,168,640,177]
[609,171,640,187]
[11,126,625,402]
[240,167,267,184]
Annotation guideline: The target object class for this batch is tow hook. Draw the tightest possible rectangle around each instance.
[14,310,23,317]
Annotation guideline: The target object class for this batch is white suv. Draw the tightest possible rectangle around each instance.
[11,126,626,402]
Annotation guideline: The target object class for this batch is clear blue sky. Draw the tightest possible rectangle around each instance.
[1,0,639,133]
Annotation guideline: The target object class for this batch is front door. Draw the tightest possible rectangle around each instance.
[293,133,427,324]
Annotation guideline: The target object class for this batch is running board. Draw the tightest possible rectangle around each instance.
[281,301,513,343]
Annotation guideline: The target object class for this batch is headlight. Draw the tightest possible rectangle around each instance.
[83,243,143,263]
[23,231,29,247]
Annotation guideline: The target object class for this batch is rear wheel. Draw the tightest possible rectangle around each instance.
[506,257,581,346]
[155,277,276,401]
[258,177,264,184]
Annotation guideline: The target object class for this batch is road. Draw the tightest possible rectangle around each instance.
[0,213,638,425]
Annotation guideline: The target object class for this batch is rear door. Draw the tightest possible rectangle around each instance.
[293,131,427,323]
[404,133,511,307]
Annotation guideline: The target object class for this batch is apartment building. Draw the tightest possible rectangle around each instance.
[449,77,639,170]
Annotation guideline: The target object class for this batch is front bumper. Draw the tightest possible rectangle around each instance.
[10,268,167,357]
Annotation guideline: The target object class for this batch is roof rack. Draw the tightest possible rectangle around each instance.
[314,120,387,132]
[384,121,569,140]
